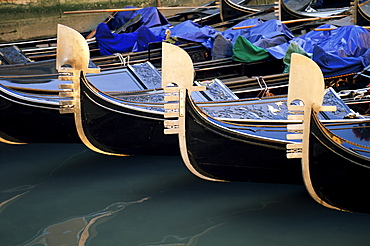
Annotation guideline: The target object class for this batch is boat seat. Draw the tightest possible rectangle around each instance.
[194,78,239,101]
[128,61,238,102]
[0,46,32,65]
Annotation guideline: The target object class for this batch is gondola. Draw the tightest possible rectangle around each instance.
[55,24,238,155]
[0,28,100,64]
[0,86,78,144]
[286,53,370,214]
[0,24,275,145]
[161,42,368,183]
[2,22,368,145]
[59,72,354,157]
[0,21,294,145]
[0,34,211,70]
[0,44,286,93]
[0,60,242,144]
[351,0,370,26]
[210,0,313,28]
[336,65,370,115]
[220,0,350,29]
[46,24,355,157]
[276,0,350,25]
[0,41,211,75]
[166,0,222,25]
[219,0,271,22]
[167,0,271,26]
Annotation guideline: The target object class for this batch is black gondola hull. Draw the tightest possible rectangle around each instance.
[183,93,303,183]
[0,88,79,143]
[307,112,370,213]
[79,76,180,155]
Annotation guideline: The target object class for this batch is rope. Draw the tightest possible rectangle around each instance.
[256,76,271,98]
[113,53,130,66]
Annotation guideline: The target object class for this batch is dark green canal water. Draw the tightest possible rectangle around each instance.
[1,142,370,245]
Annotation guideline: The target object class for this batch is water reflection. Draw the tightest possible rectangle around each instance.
[352,124,370,141]
[22,198,149,246]
[0,189,31,214]
[1,143,370,246]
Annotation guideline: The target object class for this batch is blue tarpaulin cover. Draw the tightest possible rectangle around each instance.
[223,19,294,47]
[95,23,163,55]
[221,19,294,62]
[267,25,370,77]
[167,20,219,49]
[222,18,264,43]
[95,8,370,77]
[107,6,169,31]
[212,33,233,60]
[96,10,220,55]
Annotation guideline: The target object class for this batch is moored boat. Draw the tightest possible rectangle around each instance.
[264,0,351,34]
[286,53,370,213]
[161,42,366,183]
[0,24,252,145]
[50,24,354,158]
[351,0,370,26]
[276,0,350,21]
[219,0,269,22]
[2,21,368,146]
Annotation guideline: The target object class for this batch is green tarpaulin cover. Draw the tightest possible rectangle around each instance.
[232,36,270,63]
[283,41,311,73]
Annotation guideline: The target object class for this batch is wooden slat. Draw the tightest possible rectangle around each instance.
[286,133,303,140]
[232,15,347,30]
[64,6,219,14]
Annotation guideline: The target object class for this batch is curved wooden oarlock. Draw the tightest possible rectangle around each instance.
[57,25,125,156]
[57,24,100,114]
[56,24,99,73]
[161,42,206,133]
[161,43,223,182]
[286,53,337,210]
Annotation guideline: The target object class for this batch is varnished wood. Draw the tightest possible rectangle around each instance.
[286,53,339,211]
[63,6,220,15]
